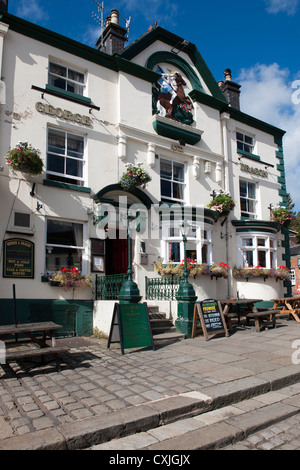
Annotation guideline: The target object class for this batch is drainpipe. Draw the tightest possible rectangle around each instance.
[0,21,8,104]
[220,112,233,298]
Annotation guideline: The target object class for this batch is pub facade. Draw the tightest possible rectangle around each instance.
[0,5,291,336]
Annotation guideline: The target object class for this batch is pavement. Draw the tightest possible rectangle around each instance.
[1,317,300,450]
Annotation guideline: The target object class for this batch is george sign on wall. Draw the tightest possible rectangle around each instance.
[192,299,229,340]
[3,238,34,279]
[107,302,154,354]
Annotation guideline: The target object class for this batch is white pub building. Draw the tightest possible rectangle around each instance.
[0,2,291,338]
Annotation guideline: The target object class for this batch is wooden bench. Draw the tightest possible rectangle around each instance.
[246,309,279,332]
[4,346,70,371]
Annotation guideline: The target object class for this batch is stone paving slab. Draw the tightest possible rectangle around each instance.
[91,384,300,451]
[1,319,300,450]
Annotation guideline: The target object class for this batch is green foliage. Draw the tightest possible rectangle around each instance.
[5,142,43,175]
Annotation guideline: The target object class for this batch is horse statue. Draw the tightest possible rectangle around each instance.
[153,71,194,125]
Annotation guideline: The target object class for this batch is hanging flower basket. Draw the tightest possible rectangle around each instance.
[153,260,229,279]
[271,207,293,227]
[207,191,235,216]
[46,268,93,290]
[119,163,151,191]
[5,142,43,175]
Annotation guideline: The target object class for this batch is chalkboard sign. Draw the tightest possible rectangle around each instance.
[3,238,34,279]
[107,303,154,354]
[192,299,229,340]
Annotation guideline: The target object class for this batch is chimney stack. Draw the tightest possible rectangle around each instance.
[96,9,128,55]
[0,0,8,12]
[219,68,241,110]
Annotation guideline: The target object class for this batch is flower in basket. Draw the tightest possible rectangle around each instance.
[120,163,151,191]
[270,206,293,227]
[207,190,235,215]
[153,260,229,278]
[5,142,43,175]
[274,265,291,281]
[209,262,230,278]
[48,267,92,290]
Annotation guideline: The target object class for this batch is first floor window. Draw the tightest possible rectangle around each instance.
[46,219,84,272]
[238,233,277,269]
[160,159,185,203]
[48,61,85,96]
[47,128,85,186]
[240,180,257,219]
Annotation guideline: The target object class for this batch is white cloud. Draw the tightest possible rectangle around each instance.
[238,63,300,211]
[16,0,48,23]
[265,0,299,15]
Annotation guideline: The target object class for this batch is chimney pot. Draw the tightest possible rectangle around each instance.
[224,68,232,81]
[110,9,119,24]
[96,8,127,55]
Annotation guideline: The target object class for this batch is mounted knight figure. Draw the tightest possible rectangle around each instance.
[152,67,194,125]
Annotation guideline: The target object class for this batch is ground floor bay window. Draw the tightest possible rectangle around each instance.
[237,233,277,269]
[161,220,212,264]
[46,219,85,273]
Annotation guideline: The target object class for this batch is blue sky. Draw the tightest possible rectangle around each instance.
[7,0,300,211]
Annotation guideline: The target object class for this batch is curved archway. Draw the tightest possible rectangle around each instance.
[94,183,154,209]
[146,51,203,93]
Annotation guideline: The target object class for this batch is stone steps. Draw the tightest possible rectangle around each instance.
[148,306,185,342]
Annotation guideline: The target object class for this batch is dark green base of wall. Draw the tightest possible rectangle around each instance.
[0,299,93,337]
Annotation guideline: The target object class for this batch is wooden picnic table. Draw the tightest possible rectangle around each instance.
[272,296,300,323]
[219,298,279,332]
[0,321,69,371]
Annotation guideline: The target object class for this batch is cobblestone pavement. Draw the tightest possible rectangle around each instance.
[1,319,300,449]
[222,412,300,450]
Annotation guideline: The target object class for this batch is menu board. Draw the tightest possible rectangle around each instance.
[3,239,34,279]
[107,302,154,354]
[192,299,229,340]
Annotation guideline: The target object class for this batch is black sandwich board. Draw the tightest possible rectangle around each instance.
[192,299,229,341]
[107,302,155,355]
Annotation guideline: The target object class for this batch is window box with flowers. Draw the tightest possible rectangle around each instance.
[233,265,290,282]
[5,142,43,175]
[46,268,93,290]
[154,259,230,279]
[119,163,151,192]
[270,206,294,227]
[207,190,235,216]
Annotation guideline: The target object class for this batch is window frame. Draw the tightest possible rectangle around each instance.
[237,233,277,269]
[45,218,87,274]
[46,127,86,186]
[236,131,254,154]
[240,179,257,219]
[161,221,212,265]
[48,61,86,97]
[160,158,186,204]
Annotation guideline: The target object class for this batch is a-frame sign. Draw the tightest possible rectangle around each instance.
[192,299,229,341]
[107,302,155,355]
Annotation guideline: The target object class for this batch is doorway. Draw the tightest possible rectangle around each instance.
[105,230,131,275]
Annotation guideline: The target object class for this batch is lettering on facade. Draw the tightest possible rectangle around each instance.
[240,163,268,179]
[35,102,92,127]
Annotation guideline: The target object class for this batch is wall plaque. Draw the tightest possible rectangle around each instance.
[3,238,34,279]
